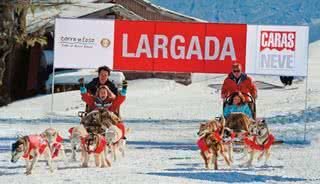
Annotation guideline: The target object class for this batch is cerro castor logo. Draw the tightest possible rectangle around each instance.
[59,36,96,48]
[100,38,111,48]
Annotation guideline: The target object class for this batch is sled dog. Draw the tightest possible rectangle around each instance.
[11,135,53,175]
[243,119,275,167]
[197,117,232,170]
[68,125,88,161]
[81,133,111,168]
[41,128,66,160]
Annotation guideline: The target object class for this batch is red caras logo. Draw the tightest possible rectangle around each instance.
[259,31,296,70]
[260,31,296,51]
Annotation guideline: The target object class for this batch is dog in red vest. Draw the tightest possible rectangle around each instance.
[242,119,275,167]
[11,135,53,175]
[197,117,232,170]
[81,133,111,168]
[41,128,66,160]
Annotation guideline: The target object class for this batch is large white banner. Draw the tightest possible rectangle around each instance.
[54,18,309,76]
[54,18,115,69]
[246,25,309,76]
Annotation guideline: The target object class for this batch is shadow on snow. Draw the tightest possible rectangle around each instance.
[147,171,306,183]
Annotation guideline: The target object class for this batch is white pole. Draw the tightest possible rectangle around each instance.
[50,67,55,127]
[303,65,309,142]
[303,36,310,142]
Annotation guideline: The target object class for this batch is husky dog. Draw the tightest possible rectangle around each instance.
[68,125,89,161]
[197,117,232,170]
[81,133,111,168]
[41,128,66,160]
[221,127,235,163]
[243,119,275,167]
[11,135,53,175]
[226,112,254,135]
[100,110,128,161]
[105,124,128,161]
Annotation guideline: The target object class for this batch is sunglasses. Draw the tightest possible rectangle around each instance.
[233,70,240,73]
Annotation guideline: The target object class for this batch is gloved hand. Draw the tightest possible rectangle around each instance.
[78,78,85,86]
[80,86,87,94]
[122,80,128,89]
[120,80,128,96]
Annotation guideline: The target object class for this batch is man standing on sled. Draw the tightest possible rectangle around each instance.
[221,63,257,102]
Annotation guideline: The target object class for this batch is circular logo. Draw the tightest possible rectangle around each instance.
[100,38,111,48]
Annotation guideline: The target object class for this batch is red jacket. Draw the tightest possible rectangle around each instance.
[81,93,126,113]
[221,73,257,101]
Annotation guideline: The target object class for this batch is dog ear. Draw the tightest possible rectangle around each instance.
[16,134,24,139]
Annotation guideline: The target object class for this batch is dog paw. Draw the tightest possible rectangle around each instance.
[239,163,252,168]
[25,170,32,175]
[70,158,77,162]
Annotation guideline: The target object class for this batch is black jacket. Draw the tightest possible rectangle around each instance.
[86,77,118,96]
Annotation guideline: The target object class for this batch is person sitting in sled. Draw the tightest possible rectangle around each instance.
[86,66,124,115]
[223,92,253,119]
[80,83,128,139]
[80,81,127,113]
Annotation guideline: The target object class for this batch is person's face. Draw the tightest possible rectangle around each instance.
[99,88,108,100]
[232,68,241,78]
[99,70,109,84]
[233,96,241,105]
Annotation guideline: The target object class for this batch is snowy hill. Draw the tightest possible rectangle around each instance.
[150,0,320,42]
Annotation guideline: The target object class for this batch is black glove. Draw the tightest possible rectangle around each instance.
[78,78,85,86]
[122,80,128,90]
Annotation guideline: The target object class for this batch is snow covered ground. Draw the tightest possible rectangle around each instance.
[0,41,320,183]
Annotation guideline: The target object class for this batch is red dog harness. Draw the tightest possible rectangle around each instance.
[23,135,48,160]
[81,135,107,154]
[197,138,210,152]
[116,122,126,139]
[51,135,63,159]
[68,127,74,136]
[244,134,275,151]
[197,130,223,153]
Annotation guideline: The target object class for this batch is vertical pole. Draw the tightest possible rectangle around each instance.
[303,65,309,142]
[303,32,310,142]
[50,67,55,127]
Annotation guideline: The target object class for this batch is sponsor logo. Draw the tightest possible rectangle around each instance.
[59,36,96,48]
[258,31,296,70]
[100,38,111,48]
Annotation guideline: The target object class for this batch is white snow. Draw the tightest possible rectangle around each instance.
[0,41,320,183]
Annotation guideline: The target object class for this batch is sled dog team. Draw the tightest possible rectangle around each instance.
[10,64,276,174]
[197,113,274,170]
[11,122,128,175]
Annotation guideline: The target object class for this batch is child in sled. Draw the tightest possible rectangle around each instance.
[80,81,128,139]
